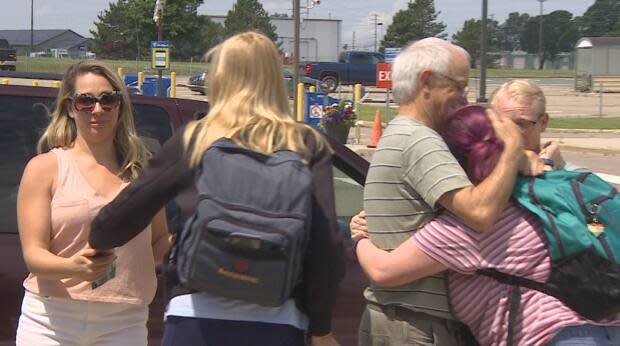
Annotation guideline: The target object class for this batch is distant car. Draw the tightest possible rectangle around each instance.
[0,39,16,71]
[283,70,326,98]
[29,51,49,58]
[188,70,325,98]
[187,70,207,95]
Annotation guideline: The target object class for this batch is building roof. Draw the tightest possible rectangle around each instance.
[576,37,620,49]
[0,29,84,47]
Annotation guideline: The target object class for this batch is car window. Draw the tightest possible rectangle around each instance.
[0,96,174,234]
[338,52,347,63]
[132,104,173,153]
[350,53,373,65]
[0,95,53,234]
[372,54,384,64]
[333,166,364,246]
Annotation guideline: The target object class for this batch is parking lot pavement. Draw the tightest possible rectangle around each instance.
[347,125,620,188]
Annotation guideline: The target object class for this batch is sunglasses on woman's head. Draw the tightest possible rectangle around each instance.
[72,91,122,112]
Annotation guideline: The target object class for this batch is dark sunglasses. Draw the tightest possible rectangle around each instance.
[72,91,122,112]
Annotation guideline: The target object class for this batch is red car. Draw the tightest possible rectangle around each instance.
[0,82,369,345]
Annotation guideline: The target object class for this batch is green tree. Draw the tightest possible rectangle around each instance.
[452,18,499,68]
[91,0,223,61]
[223,0,277,42]
[521,10,579,69]
[576,0,620,37]
[381,0,446,49]
[497,12,530,52]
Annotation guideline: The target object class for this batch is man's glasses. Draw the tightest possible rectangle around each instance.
[514,115,543,132]
[72,91,121,112]
[434,72,469,98]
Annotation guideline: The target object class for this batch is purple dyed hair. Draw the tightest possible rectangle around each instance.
[441,105,504,184]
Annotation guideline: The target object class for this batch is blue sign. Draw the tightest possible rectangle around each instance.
[304,92,340,129]
[151,41,170,49]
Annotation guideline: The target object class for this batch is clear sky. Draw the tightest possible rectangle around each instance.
[1,0,593,50]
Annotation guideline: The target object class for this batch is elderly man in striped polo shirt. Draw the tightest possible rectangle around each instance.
[354,38,539,346]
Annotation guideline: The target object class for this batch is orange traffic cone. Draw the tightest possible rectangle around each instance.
[367,109,383,148]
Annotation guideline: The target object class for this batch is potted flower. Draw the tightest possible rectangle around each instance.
[319,101,357,144]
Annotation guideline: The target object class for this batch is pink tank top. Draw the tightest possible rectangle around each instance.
[23,148,157,305]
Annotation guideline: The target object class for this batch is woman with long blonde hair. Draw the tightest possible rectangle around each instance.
[16,60,170,345]
[89,32,345,346]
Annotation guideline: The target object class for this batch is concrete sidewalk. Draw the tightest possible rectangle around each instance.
[345,126,620,163]
[541,129,620,154]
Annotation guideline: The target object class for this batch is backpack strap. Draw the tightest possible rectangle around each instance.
[477,268,559,298]
[571,174,618,224]
[506,286,521,346]
[527,177,567,257]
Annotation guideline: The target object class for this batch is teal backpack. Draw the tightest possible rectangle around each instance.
[479,170,620,332]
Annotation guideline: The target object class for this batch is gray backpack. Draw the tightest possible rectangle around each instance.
[175,138,313,306]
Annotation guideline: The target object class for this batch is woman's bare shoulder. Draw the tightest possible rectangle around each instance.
[22,151,58,183]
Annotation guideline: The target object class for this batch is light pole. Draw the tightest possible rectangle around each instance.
[537,0,547,70]
[378,23,383,51]
[293,0,319,120]
[30,0,34,54]
[153,0,165,96]
[477,0,488,103]
[293,0,300,120]
[371,13,380,52]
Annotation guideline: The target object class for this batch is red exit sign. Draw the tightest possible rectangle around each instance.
[376,63,392,89]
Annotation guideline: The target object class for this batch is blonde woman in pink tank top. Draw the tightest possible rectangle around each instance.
[15,60,171,346]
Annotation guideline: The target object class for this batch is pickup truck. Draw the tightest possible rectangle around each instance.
[0,39,16,71]
[304,51,384,93]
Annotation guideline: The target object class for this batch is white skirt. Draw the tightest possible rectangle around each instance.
[16,290,148,346]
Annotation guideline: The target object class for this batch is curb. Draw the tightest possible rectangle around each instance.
[547,128,620,134]
[556,144,620,155]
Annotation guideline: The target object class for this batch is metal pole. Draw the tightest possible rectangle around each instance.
[385,88,390,117]
[135,19,140,73]
[477,0,488,103]
[293,0,300,120]
[30,0,34,54]
[372,14,379,52]
[599,82,604,117]
[537,0,547,70]
[157,20,163,97]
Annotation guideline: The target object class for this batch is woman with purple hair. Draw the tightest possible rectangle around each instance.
[352,105,620,346]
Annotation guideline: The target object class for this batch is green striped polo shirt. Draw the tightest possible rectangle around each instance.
[363,116,472,320]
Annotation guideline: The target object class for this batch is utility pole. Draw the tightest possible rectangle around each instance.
[371,13,380,52]
[30,0,34,54]
[154,0,165,96]
[477,0,488,103]
[537,0,547,70]
[293,0,300,120]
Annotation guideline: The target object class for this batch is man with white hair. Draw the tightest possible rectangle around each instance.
[356,38,534,345]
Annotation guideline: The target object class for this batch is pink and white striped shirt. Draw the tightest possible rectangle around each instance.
[413,202,620,346]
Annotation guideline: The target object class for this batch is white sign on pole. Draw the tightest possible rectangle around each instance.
[309,104,323,118]
[384,47,402,63]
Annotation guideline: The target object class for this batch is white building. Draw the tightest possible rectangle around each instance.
[210,16,342,62]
